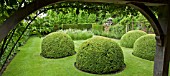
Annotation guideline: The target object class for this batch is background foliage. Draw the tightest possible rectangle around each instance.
[58,29,93,40]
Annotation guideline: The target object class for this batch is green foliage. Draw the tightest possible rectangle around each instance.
[99,31,114,38]
[100,31,110,37]
[75,36,125,74]
[117,12,154,33]
[92,23,104,35]
[62,24,92,30]
[41,9,96,25]
[132,34,156,61]
[117,14,140,31]
[135,13,154,33]
[118,15,133,27]
[92,30,102,36]
[62,24,78,29]
[58,29,93,40]
[78,10,96,23]
[92,24,124,38]
[120,30,147,48]
[29,9,95,36]
[41,32,76,58]
[112,16,122,25]
[87,14,96,23]
[57,11,77,24]
[135,13,150,27]
[109,24,126,39]
[30,10,61,36]
[0,0,34,24]
[78,24,92,30]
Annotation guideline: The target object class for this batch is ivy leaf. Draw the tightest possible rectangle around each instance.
[3,11,9,17]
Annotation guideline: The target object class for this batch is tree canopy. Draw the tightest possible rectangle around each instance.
[0,0,139,24]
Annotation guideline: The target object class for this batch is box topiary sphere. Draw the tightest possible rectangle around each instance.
[41,32,76,58]
[75,36,125,74]
[120,30,147,48]
[132,34,156,61]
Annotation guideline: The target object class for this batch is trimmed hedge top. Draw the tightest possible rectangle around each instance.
[62,24,92,30]
[120,30,147,48]
[75,36,125,74]
[41,32,76,58]
[132,34,156,61]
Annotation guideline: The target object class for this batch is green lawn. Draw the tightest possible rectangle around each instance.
[2,37,154,76]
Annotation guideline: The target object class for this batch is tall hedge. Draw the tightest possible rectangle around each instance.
[62,24,92,30]
[62,24,77,30]
[75,36,125,74]
[78,24,92,30]
[120,30,147,48]
[92,24,104,31]
[132,34,156,61]
[41,32,76,58]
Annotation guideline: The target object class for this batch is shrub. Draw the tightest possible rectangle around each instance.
[92,30,102,36]
[132,34,156,61]
[92,24,124,38]
[58,29,93,40]
[120,30,147,48]
[100,31,109,37]
[92,23,104,35]
[75,36,125,74]
[92,24,116,38]
[106,32,115,38]
[109,24,126,39]
[100,31,114,38]
[91,30,115,38]
[41,32,76,58]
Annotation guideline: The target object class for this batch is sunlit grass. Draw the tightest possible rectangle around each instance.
[2,37,154,76]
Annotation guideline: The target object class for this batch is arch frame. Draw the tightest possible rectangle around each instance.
[0,0,169,76]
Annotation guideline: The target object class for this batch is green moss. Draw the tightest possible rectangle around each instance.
[120,30,147,48]
[132,34,156,61]
[75,36,125,74]
[41,32,76,58]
